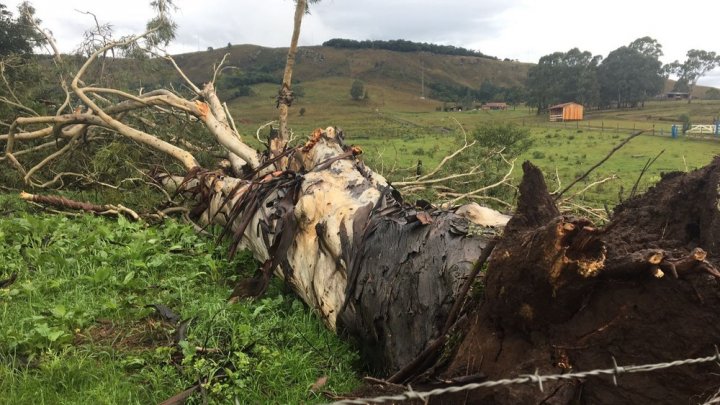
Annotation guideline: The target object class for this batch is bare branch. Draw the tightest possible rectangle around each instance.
[222,102,239,138]
[21,7,62,63]
[555,130,643,200]
[437,193,513,208]
[256,120,277,143]
[0,61,37,115]
[395,164,482,187]
[446,157,516,205]
[562,175,618,202]
[551,167,561,195]
[24,131,83,185]
[211,53,231,86]
[164,54,201,95]
[414,117,476,182]
[20,191,140,220]
[68,31,200,170]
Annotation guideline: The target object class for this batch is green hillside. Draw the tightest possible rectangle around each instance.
[173,44,531,95]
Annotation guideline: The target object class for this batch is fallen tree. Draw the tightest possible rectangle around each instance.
[3,2,720,403]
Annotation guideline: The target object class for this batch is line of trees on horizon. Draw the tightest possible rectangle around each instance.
[526,37,720,113]
[322,38,497,60]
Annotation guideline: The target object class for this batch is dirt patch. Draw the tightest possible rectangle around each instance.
[75,318,175,350]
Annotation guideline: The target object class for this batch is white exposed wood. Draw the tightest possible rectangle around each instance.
[455,203,510,227]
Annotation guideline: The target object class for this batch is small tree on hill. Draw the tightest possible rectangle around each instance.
[1,2,45,57]
[667,50,720,103]
[350,79,365,100]
[705,88,720,100]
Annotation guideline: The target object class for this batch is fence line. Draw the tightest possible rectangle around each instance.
[328,347,720,405]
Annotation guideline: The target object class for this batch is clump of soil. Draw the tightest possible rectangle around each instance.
[437,159,720,404]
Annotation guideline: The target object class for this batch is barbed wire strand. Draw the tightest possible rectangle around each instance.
[703,386,720,405]
[328,346,720,405]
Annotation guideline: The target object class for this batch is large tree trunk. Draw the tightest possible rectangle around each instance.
[162,128,503,376]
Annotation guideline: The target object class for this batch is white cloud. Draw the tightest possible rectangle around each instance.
[4,0,720,85]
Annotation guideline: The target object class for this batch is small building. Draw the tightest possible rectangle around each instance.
[482,102,508,111]
[549,102,584,122]
[666,92,689,100]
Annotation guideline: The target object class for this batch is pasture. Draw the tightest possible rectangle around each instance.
[227,82,720,210]
[3,68,720,403]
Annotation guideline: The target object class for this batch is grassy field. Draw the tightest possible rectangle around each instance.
[227,84,720,209]
[0,196,359,404]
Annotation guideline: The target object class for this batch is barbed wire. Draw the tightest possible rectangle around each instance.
[703,387,720,405]
[328,346,720,405]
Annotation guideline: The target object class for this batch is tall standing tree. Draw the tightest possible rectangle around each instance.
[0,3,35,57]
[667,49,720,103]
[526,48,600,113]
[597,38,665,108]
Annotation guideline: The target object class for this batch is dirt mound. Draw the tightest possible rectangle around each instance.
[438,159,720,404]
[608,157,720,257]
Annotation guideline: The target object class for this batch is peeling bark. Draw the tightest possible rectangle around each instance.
[165,128,503,375]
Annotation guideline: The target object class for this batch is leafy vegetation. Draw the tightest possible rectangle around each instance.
[350,79,366,101]
[667,50,720,101]
[429,80,525,104]
[0,3,38,57]
[526,48,601,112]
[322,38,496,59]
[0,197,359,404]
[216,69,282,100]
[526,37,666,112]
[597,37,665,108]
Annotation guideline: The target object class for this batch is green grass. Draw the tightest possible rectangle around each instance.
[518,129,720,206]
[228,96,719,208]
[0,195,359,404]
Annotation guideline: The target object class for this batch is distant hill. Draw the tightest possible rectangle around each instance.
[171,44,532,101]
[321,38,497,59]
[48,44,717,114]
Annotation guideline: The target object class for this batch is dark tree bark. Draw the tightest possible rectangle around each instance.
[434,159,720,404]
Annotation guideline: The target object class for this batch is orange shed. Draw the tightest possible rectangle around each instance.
[548,102,584,122]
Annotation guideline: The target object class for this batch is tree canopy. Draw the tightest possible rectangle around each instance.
[525,48,601,113]
[526,37,667,111]
[322,38,497,59]
[349,79,365,100]
[0,2,37,57]
[597,41,665,108]
[667,50,720,102]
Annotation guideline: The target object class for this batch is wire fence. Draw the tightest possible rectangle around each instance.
[328,347,720,405]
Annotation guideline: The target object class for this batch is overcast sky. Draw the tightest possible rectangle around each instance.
[5,0,720,86]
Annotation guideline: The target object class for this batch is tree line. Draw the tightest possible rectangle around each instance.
[526,37,720,113]
[322,38,497,59]
[428,80,525,105]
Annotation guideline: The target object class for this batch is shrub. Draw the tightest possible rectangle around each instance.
[679,114,691,133]
[350,79,366,101]
[472,122,532,156]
